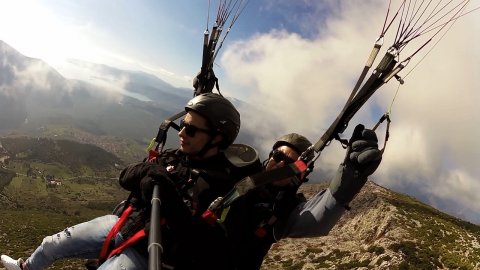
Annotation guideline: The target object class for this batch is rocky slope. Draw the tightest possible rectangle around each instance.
[261,181,480,270]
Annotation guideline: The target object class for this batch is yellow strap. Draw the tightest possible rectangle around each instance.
[146,137,156,153]
[219,206,231,223]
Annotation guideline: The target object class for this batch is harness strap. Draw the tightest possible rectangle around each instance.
[202,160,308,225]
[154,111,186,151]
[98,206,134,263]
[255,215,277,238]
[106,229,147,260]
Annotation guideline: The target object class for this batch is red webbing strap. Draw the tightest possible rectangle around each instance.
[293,160,308,173]
[98,206,134,262]
[106,229,147,260]
[148,150,159,162]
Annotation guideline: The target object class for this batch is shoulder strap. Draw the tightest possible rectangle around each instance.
[106,229,147,261]
[98,206,134,263]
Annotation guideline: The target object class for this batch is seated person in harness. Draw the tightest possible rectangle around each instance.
[221,126,382,269]
[0,93,261,270]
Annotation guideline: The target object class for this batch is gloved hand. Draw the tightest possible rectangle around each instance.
[119,162,157,191]
[140,164,176,204]
[329,124,382,206]
[193,69,217,94]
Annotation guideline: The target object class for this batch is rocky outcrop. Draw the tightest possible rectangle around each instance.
[261,181,480,270]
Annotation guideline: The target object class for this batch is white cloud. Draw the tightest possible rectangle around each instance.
[222,0,480,222]
[434,170,480,211]
[14,61,60,92]
[0,1,191,90]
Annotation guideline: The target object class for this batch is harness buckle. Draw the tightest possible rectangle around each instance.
[254,227,267,238]
[201,209,219,225]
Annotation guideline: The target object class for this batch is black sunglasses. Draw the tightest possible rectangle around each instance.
[179,119,211,137]
[270,149,296,164]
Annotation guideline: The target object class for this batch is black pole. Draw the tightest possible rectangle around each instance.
[148,185,162,270]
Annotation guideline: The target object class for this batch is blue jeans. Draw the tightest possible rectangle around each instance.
[25,215,148,270]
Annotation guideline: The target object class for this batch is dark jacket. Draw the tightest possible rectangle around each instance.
[223,186,306,269]
[118,149,261,270]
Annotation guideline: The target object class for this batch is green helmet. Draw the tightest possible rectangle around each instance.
[185,93,240,149]
[272,133,314,162]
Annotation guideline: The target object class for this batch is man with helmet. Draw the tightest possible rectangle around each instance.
[264,133,316,187]
[1,93,261,270]
[181,92,240,156]
[114,93,261,270]
[222,124,382,269]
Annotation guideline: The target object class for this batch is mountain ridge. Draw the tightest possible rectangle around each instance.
[0,40,254,164]
[261,181,480,269]
[0,40,188,160]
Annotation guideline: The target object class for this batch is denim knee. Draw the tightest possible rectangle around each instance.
[40,227,73,259]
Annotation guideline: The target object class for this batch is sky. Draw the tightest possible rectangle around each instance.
[0,0,479,224]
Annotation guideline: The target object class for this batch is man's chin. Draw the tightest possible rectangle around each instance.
[179,146,193,155]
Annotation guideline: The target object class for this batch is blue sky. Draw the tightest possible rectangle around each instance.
[1,0,480,224]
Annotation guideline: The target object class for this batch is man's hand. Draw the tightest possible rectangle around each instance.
[140,165,176,204]
[118,162,156,191]
[329,124,382,205]
[119,162,177,202]
[193,69,217,94]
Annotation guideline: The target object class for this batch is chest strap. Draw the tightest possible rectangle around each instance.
[106,229,146,260]
[98,206,146,263]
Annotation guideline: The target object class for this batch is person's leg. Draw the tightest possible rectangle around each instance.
[23,214,119,270]
[96,246,147,270]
